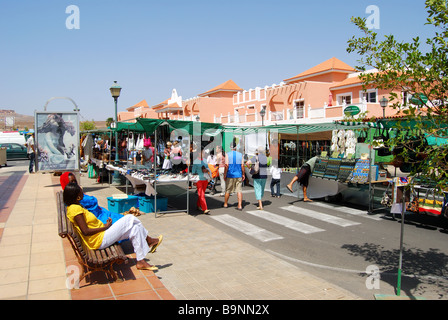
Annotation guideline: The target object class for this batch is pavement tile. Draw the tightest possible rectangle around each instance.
[0,267,29,285]
[29,262,67,281]
[27,276,69,295]
[0,282,28,300]
[0,170,364,300]
[27,289,71,300]
[71,284,114,300]
[0,254,30,270]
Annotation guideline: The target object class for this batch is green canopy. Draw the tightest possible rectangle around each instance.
[114,118,223,136]
[223,122,372,135]
[115,121,147,133]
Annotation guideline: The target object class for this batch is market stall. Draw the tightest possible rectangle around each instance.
[100,118,224,216]
[223,122,373,200]
[366,118,448,219]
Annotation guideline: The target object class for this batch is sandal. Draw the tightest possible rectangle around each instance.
[286,185,293,193]
[150,235,163,253]
[137,265,158,271]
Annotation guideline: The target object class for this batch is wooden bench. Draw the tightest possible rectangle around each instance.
[56,191,128,285]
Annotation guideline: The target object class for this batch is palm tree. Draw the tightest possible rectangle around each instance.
[106,117,114,128]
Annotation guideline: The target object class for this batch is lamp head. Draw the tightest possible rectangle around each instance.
[110,81,122,99]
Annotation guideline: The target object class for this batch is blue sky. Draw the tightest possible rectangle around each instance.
[0,0,435,121]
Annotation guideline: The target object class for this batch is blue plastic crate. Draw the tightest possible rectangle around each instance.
[107,195,139,214]
[138,195,168,213]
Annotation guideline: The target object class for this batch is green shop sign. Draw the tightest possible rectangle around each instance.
[410,93,428,105]
[344,105,361,116]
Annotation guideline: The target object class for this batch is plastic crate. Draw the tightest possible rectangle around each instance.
[107,195,139,214]
[138,195,168,213]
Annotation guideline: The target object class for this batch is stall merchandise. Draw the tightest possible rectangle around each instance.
[102,118,223,216]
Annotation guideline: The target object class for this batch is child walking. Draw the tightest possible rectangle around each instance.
[270,164,282,198]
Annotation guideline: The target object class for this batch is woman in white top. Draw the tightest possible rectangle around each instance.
[215,146,226,196]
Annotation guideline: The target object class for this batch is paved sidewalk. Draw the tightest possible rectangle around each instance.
[0,171,362,300]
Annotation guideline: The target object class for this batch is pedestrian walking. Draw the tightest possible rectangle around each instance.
[192,149,211,214]
[223,142,245,211]
[270,163,282,198]
[286,156,318,202]
[215,145,226,196]
[25,133,35,173]
[246,146,268,210]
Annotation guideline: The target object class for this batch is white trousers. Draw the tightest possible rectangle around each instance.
[99,215,150,261]
[219,167,226,194]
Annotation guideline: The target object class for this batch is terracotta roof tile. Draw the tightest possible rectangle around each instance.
[127,99,149,111]
[151,99,169,109]
[284,57,355,82]
[199,79,243,96]
[156,102,182,113]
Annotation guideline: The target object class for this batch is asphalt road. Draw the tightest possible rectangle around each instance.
[3,160,448,300]
[191,183,448,300]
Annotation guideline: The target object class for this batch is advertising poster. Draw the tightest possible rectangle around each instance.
[35,112,79,171]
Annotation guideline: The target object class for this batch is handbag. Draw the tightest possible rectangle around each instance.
[249,156,259,175]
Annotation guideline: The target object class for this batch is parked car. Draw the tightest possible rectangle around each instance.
[0,143,29,160]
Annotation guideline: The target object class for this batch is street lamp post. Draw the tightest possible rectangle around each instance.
[259,106,267,152]
[110,81,122,185]
[379,96,388,118]
[259,106,266,126]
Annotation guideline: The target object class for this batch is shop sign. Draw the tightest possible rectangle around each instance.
[344,105,361,116]
[410,93,428,105]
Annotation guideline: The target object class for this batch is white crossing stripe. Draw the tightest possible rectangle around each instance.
[246,210,325,234]
[308,201,383,221]
[280,206,361,227]
[210,214,284,242]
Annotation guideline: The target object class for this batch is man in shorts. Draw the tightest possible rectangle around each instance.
[223,142,245,211]
[286,156,318,202]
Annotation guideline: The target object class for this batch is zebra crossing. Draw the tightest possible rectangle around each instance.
[210,201,375,243]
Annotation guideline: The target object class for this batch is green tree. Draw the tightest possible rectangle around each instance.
[80,120,96,131]
[347,0,448,192]
[106,117,114,128]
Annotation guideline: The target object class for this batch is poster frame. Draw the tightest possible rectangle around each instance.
[35,111,80,172]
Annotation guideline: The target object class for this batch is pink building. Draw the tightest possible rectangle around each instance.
[118,57,399,125]
[217,57,396,126]
[118,80,242,123]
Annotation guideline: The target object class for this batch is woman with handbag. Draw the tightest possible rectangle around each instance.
[246,147,268,210]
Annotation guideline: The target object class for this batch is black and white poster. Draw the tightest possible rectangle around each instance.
[35,112,79,171]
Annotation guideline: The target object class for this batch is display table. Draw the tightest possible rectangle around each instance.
[105,164,201,216]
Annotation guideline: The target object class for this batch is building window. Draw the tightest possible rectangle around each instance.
[295,100,305,119]
[402,91,410,106]
[337,94,352,105]
[361,90,377,103]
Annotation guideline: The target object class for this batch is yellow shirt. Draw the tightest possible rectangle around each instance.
[66,204,105,250]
